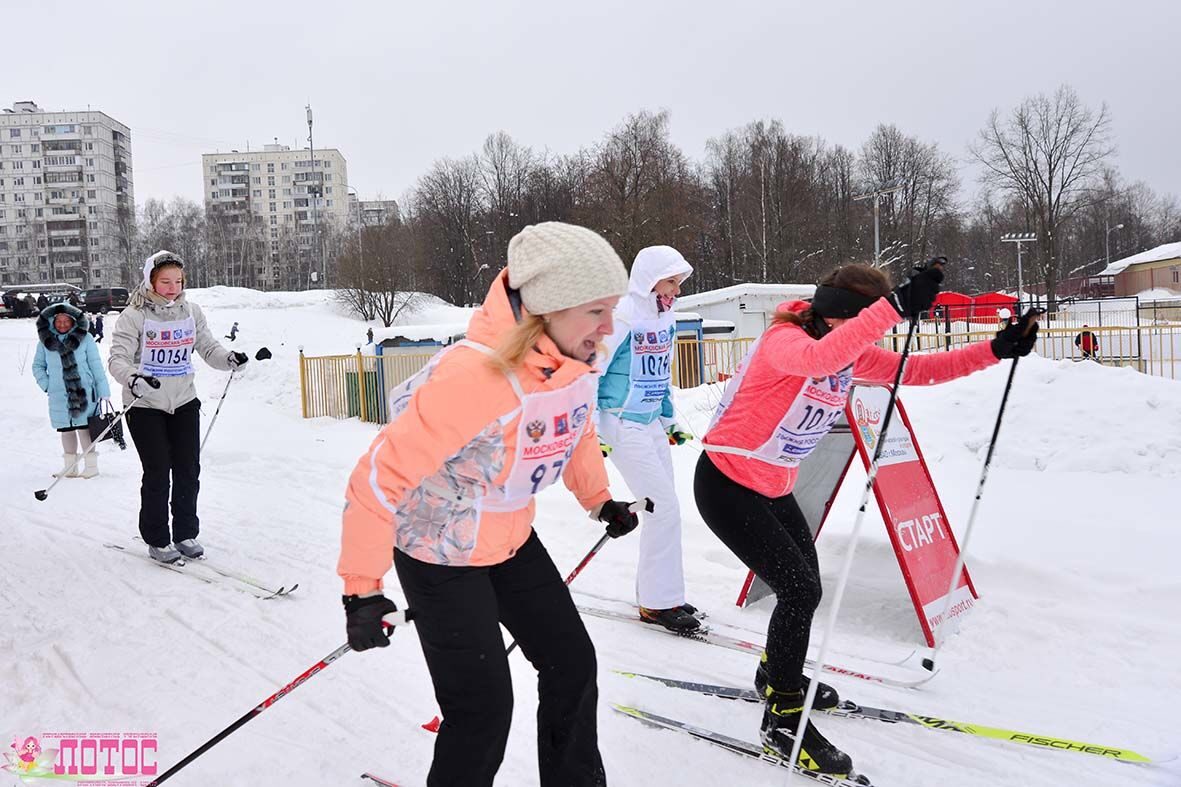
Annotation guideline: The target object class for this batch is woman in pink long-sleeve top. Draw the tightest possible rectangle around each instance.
[693,261,1039,777]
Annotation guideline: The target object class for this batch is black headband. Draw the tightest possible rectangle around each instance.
[810,285,879,318]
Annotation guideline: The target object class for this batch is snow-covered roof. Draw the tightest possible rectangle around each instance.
[372,322,469,344]
[677,282,816,310]
[1100,242,1181,275]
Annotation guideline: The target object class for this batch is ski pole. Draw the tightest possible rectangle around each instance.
[505,497,654,656]
[423,498,654,732]
[33,375,161,501]
[922,308,1043,672]
[200,347,272,454]
[788,317,920,777]
[145,610,412,786]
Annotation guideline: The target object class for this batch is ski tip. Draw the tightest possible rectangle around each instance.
[421,716,441,733]
[921,657,936,672]
[286,583,300,594]
[609,703,644,719]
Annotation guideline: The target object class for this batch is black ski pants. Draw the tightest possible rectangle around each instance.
[693,453,820,692]
[127,398,201,547]
[394,530,605,787]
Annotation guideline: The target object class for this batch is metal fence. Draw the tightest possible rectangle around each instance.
[882,323,1181,381]
[300,320,1181,426]
[299,350,434,424]
[300,338,760,425]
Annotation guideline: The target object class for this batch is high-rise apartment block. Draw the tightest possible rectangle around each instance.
[0,100,133,288]
[202,143,348,289]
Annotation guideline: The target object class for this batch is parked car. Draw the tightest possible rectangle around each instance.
[78,287,130,313]
[1,292,37,317]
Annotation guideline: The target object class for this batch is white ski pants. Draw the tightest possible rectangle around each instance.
[599,413,686,610]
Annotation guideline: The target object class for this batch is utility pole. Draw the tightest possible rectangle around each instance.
[1000,232,1037,309]
[306,104,324,289]
[853,181,905,267]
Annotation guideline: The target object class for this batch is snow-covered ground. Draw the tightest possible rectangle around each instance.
[2,288,1179,787]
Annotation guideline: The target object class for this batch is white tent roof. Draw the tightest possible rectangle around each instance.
[1100,242,1181,275]
[677,282,815,310]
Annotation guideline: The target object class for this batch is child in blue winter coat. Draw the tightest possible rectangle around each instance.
[33,302,111,479]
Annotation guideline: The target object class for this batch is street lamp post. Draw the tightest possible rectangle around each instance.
[1105,220,1124,268]
[1000,232,1037,310]
[347,187,364,290]
[853,181,905,266]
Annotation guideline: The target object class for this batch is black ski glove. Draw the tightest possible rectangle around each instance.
[343,593,400,651]
[255,346,273,361]
[991,312,1040,359]
[229,351,249,369]
[889,260,945,319]
[597,499,640,539]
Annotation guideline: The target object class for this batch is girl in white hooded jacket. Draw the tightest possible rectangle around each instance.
[109,251,246,564]
[596,245,698,631]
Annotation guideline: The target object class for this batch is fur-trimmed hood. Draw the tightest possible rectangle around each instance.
[37,302,90,353]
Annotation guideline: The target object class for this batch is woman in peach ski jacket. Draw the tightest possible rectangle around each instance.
[338,222,641,787]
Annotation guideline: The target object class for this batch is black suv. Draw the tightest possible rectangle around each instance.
[79,287,130,313]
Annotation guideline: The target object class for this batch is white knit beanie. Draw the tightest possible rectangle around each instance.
[506,222,629,315]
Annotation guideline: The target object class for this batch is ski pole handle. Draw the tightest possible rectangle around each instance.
[380,610,413,632]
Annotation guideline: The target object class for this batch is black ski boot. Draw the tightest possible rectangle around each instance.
[761,688,853,776]
[755,653,840,710]
[639,606,702,633]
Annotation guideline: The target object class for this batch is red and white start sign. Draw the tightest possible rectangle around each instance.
[847,383,977,646]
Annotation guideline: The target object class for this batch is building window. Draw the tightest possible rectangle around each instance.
[269,216,277,226]
[8,129,20,138]
[90,221,99,230]
[32,161,40,169]
[266,163,274,173]
[12,161,23,170]
[268,189,276,199]
[269,202,277,212]
[87,189,97,199]
[10,145,21,154]
[84,126,93,135]
[281,163,287,170]
[85,142,94,151]
[86,158,94,167]
[13,177,23,186]
[13,193,24,202]
[282,201,291,209]
[252,163,260,171]
[1173,271,1179,283]
[327,199,333,207]
[88,206,97,215]
[267,176,275,186]
[210,178,217,186]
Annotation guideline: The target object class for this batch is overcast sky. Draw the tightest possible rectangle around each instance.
[12,0,1179,210]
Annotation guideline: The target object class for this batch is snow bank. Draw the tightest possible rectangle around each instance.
[2,292,1179,787]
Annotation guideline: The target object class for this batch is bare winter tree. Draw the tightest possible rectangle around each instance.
[335,216,429,326]
[971,84,1114,305]
[860,124,959,279]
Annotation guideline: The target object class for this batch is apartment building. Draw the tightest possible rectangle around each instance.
[347,195,399,227]
[202,143,348,289]
[0,100,134,288]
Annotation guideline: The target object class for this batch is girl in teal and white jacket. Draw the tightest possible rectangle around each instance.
[597,245,697,632]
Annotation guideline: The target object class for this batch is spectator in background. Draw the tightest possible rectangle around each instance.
[90,312,105,343]
[366,327,374,345]
[36,294,49,311]
[32,302,110,480]
[225,321,239,342]
[1075,325,1100,360]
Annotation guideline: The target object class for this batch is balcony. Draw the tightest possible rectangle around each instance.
[45,210,83,222]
